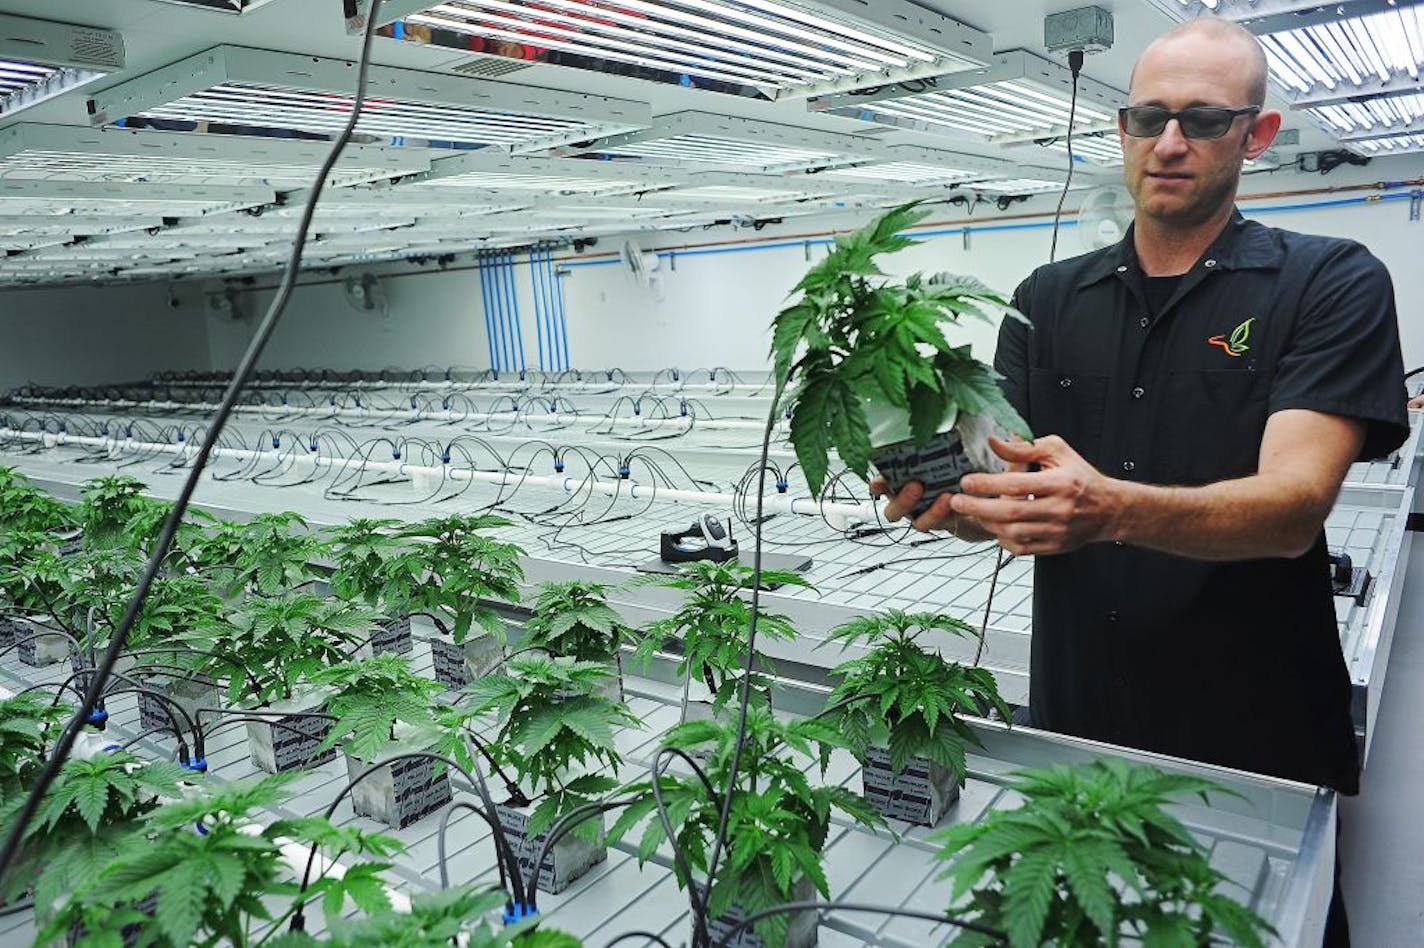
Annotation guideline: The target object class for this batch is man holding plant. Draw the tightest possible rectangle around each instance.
[878,20,1407,946]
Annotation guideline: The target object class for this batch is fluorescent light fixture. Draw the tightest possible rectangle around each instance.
[0,124,428,188]
[971,178,1073,194]
[820,162,979,186]
[0,180,274,217]
[406,170,636,194]
[1310,91,1424,135]
[1032,133,1124,166]
[1344,130,1424,154]
[813,50,1122,144]
[1256,5,1422,96]
[573,112,867,173]
[144,0,280,12]
[0,14,124,121]
[377,0,989,99]
[89,46,648,151]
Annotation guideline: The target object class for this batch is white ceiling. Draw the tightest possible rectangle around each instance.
[0,0,1381,287]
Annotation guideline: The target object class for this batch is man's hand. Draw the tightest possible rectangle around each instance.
[947,436,1120,556]
[871,476,977,534]
[1408,394,1424,410]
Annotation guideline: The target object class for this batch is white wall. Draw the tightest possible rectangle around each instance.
[207,267,490,374]
[0,282,211,391]
[212,154,1424,377]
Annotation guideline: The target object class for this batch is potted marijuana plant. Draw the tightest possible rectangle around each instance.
[610,707,883,948]
[1,750,188,919]
[933,758,1276,947]
[39,774,403,947]
[213,591,381,773]
[268,885,579,948]
[327,518,419,655]
[634,562,808,723]
[0,467,76,537]
[522,580,632,701]
[467,654,639,893]
[3,546,78,667]
[818,610,1009,826]
[312,655,477,828]
[0,692,71,808]
[400,514,524,688]
[771,202,1031,514]
[228,511,332,597]
[75,475,152,550]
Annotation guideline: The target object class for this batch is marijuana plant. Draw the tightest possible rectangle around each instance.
[400,514,524,644]
[266,885,579,948]
[609,707,882,948]
[76,475,153,548]
[3,750,188,912]
[523,581,630,664]
[38,774,403,947]
[0,692,70,806]
[0,468,75,536]
[634,562,809,709]
[819,611,1009,781]
[327,518,415,617]
[770,202,1031,497]
[934,759,1276,947]
[311,655,479,767]
[229,512,331,597]
[216,592,380,706]
[467,654,639,838]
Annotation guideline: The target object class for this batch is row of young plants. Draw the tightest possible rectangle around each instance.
[0,460,1274,947]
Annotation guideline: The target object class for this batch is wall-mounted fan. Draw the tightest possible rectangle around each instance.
[1077,186,1135,251]
[344,271,388,316]
[620,238,664,300]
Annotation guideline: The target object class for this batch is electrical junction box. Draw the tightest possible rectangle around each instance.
[1044,6,1114,54]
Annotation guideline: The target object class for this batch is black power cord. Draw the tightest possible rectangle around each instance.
[0,0,389,883]
[1048,48,1084,265]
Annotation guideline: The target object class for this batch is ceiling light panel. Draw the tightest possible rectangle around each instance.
[1032,133,1124,166]
[369,0,990,99]
[812,50,1122,144]
[970,178,1073,194]
[574,112,865,172]
[1344,130,1424,155]
[1255,5,1423,99]
[0,14,124,121]
[89,46,648,151]
[0,181,274,217]
[820,162,979,186]
[0,124,429,188]
[145,0,280,12]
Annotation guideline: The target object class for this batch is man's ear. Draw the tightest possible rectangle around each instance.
[1245,109,1282,159]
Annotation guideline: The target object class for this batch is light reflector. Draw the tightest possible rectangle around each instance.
[971,178,1072,194]
[820,162,980,186]
[0,14,124,120]
[1309,91,1424,136]
[814,50,1122,144]
[1344,131,1424,155]
[89,46,648,151]
[382,0,989,98]
[1258,6,1423,96]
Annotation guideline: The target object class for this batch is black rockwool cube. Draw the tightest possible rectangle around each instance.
[871,429,980,520]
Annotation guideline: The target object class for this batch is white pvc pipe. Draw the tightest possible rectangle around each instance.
[10,396,777,432]
[152,378,773,394]
[0,428,878,522]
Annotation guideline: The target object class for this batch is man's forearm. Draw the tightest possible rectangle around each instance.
[1105,473,1336,561]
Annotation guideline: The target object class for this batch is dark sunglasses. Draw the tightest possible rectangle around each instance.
[1118,104,1261,140]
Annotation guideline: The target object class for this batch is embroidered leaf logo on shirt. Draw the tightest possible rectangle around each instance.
[1207,316,1255,357]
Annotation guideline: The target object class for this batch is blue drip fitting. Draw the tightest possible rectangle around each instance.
[776,479,789,493]
[271,436,280,449]
[554,461,565,473]
[185,758,208,773]
[308,442,318,452]
[679,401,688,417]
[502,903,538,925]
[176,430,186,442]
[441,451,451,464]
[86,707,110,727]
[392,448,402,460]
[632,402,641,416]
[618,465,631,479]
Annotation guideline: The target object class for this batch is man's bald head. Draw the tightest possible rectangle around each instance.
[1131,18,1268,108]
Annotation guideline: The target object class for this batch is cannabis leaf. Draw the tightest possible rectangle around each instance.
[524,580,630,664]
[933,759,1275,948]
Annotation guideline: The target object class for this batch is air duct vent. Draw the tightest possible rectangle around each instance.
[446,55,534,80]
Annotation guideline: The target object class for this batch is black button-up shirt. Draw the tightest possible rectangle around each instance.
[995,211,1409,793]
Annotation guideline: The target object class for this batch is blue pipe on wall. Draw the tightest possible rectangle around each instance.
[530,247,547,372]
[494,252,514,374]
[552,249,571,371]
[477,254,498,373]
[505,250,526,373]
